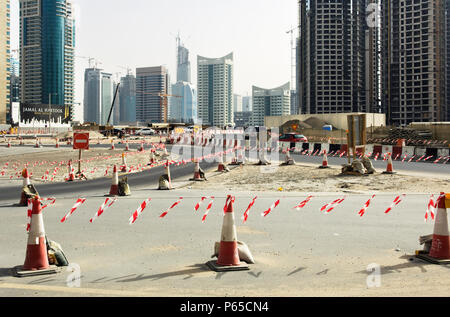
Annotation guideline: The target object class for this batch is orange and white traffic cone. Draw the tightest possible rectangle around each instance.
[14,196,59,277]
[7,139,11,148]
[207,195,250,272]
[319,150,330,169]
[382,153,396,174]
[138,142,144,152]
[217,154,229,172]
[190,160,206,181]
[34,138,40,148]
[109,165,119,196]
[111,139,115,150]
[125,141,130,152]
[55,138,59,148]
[417,193,450,264]
[158,160,172,190]
[19,137,24,146]
[66,160,75,182]
[19,169,33,206]
[121,153,128,172]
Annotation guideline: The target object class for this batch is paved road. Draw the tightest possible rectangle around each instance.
[0,190,448,297]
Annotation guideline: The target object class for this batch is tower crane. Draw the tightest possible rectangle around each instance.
[136,90,182,123]
[75,56,102,69]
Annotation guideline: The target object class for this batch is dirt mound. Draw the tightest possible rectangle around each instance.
[303,117,331,130]
[281,120,312,133]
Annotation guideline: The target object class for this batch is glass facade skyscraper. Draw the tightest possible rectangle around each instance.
[83,68,113,125]
[20,0,75,115]
[0,0,10,124]
[119,74,136,124]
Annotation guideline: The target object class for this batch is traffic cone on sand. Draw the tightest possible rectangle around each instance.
[382,153,396,174]
[319,150,330,169]
[66,160,75,182]
[190,160,207,181]
[207,195,250,272]
[14,196,59,277]
[417,193,450,264]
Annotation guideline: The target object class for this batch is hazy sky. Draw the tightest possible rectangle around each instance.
[10,0,298,108]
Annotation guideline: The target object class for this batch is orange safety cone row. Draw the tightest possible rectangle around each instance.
[382,153,396,174]
[109,165,119,196]
[319,150,330,169]
[417,193,450,264]
[207,195,249,272]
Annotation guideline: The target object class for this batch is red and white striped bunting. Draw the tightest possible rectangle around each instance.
[160,197,184,218]
[90,197,117,223]
[294,196,314,210]
[201,197,215,223]
[424,194,436,222]
[384,194,406,214]
[358,195,376,217]
[243,196,258,223]
[262,199,281,217]
[60,198,86,223]
[129,198,152,225]
[320,196,346,213]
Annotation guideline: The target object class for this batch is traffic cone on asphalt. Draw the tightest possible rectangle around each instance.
[125,141,130,151]
[281,148,295,166]
[319,150,330,169]
[19,168,37,206]
[217,154,229,172]
[7,139,11,148]
[109,165,119,196]
[55,138,59,148]
[34,138,40,148]
[207,195,250,272]
[190,160,207,181]
[417,193,450,264]
[138,142,144,152]
[111,139,115,150]
[14,196,59,277]
[382,153,396,175]
[158,160,172,190]
[19,137,23,146]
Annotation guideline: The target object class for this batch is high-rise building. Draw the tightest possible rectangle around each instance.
[251,82,291,127]
[170,82,197,124]
[197,53,234,127]
[169,37,197,124]
[0,0,10,124]
[119,73,136,124]
[242,95,252,112]
[382,0,447,125]
[136,66,170,123]
[20,0,75,117]
[176,35,191,83]
[298,0,367,115]
[233,94,243,113]
[83,68,113,125]
[446,0,450,121]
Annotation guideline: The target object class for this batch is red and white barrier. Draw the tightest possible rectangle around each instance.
[262,199,281,217]
[294,196,314,210]
[159,197,184,218]
[90,197,117,223]
[129,198,152,225]
[358,195,376,217]
[243,196,258,223]
[60,198,86,223]
[384,194,406,214]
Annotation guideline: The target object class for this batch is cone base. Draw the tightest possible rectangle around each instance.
[109,185,119,196]
[416,252,450,265]
[13,265,60,278]
[205,260,249,272]
[319,165,330,169]
[382,171,396,174]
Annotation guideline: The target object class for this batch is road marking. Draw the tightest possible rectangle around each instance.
[0,282,156,297]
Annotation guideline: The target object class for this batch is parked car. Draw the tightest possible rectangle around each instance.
[279,133,308,143]
[100,128,124,138]
[136,128,155,136]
